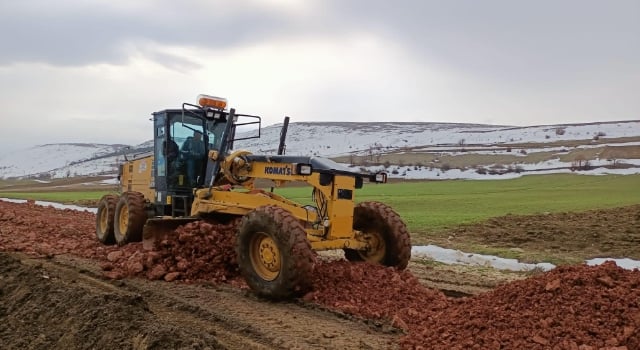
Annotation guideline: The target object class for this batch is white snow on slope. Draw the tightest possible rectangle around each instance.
[236,120,640,157]
[1,120,639,180]
[0,142,151,179]
[0,143,122,179]
[358,164,640,181]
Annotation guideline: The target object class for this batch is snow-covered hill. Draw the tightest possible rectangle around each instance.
[235,120,640,157]
[236,120,640,180]
[0,143,149,180]
[1,120,638,180]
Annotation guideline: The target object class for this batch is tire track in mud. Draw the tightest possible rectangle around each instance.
[22,254,398,350]
[407,261,528,297]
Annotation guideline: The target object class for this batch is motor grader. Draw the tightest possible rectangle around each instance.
[96,94,411,299]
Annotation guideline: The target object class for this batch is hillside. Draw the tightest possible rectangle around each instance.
[0,143,150,180]
[236,120,640,157]
[1,120,639,180]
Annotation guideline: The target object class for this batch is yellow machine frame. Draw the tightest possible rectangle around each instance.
[119,152,371,251]
[192,160,368,251]
[119,156,154,201]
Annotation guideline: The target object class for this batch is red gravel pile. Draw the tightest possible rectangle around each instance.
[0,201,242,284]
[305,260,449,329]
[306,260,640,350]
[101,220,243,284]
[399,261,640,350]
[0,200,114,259]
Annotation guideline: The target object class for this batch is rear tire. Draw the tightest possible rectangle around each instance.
[344,201,411,269]
[114,191,147,246]
[96,194,118,245]
[237,205,315,299]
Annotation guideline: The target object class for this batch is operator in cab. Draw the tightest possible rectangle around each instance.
[181,130,206,186]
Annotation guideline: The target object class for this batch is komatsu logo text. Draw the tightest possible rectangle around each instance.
[264,166,292,176]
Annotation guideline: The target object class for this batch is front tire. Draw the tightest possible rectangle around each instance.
[344,201,411,269]
[96,194,118,245]
[113,191,147,246]
[237,205,315,299]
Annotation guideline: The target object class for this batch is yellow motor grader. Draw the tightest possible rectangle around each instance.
[96,94,411,299]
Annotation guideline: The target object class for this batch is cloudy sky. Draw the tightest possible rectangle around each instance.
[1,0,638,153]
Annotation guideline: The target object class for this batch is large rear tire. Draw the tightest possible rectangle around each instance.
[344,201,411,269]
[96,194,118,245]
[237,205,315,299]
[113,191,147,246]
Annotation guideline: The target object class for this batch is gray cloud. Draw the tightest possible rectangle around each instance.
[0,1,297,67]
[4,0,637,82]
[325,0,640,83]
[0,0,637,155]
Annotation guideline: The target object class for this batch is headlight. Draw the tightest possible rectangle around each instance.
[297,164,312,175]
[373,172,387,183]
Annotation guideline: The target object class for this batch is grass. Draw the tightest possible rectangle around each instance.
[272,173,640,236]
[3,174,638,230]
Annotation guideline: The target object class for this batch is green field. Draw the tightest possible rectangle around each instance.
[272,174,640,237]
[2,174,639,239]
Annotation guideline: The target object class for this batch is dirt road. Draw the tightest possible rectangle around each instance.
[1,252,397,350]
[2,200,639,349]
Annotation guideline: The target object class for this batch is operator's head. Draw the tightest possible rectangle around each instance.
[194,131,203,140]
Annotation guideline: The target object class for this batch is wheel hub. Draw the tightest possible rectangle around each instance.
[360,231,386,263]
[250,233,281,281]
[118,206,129,234]
[99,209,108,233]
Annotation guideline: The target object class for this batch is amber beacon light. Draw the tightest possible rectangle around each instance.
[197,94,228,110]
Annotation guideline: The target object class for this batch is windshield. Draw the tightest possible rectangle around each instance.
[165,111,228,188]
[169,114,204,150]
[168,112,228,150]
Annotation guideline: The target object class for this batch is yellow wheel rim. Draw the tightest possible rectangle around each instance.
[359,231,386,263]
[118,205,129,235]
[99,207,109,233]
[249,232,281,281]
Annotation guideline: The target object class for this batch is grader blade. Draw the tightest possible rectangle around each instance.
[141,217,198,250]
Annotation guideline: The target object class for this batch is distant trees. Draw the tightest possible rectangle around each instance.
[571,155,591,171]
[593,131,606,141]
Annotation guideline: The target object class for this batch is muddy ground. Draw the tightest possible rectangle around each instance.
[1,200,639,349]
[437,204,640,264]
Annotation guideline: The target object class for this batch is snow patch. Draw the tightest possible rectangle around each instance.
[414,245,640,271]
[586,258,640,270]
[0,198,97,213]
[412,245,556,271]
